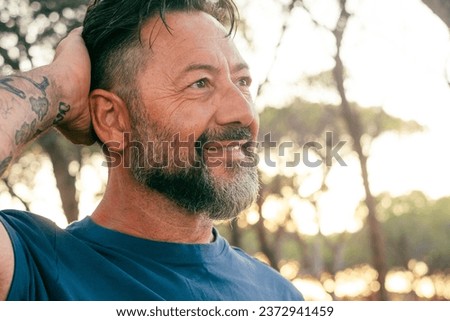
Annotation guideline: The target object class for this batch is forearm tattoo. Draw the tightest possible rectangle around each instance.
[0,104,12,119]
[0,78,26,99]
[15,119,37,145]
[0,75,50,99]
[53,102,71,125]
[0,155,12,176]
[0,75,55,146]
[0,76,49,98]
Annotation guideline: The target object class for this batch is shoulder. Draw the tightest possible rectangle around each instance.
[0,210,75,300]
[228,245,304,300]
[0,209,59,300]
[0,209,64,263]
[0,209,60,242]
[0,209,58,227]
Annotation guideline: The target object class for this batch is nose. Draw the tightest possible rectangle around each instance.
[214,83,259,139]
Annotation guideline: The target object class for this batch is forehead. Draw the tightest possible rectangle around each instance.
[140,11,245,70]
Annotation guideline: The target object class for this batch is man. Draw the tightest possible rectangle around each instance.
[0,0,303,300]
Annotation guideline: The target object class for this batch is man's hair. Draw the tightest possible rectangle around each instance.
[82,0,239,98]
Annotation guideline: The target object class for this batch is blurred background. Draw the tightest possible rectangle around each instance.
[0,0,449,300]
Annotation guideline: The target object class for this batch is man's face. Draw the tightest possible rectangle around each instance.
[127,11,260,220]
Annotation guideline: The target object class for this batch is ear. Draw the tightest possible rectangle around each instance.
[89,89,131,152]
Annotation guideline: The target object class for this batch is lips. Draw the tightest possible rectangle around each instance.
[202,140,248,167]
[195,126,255,166]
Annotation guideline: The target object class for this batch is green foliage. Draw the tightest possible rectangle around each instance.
[358,107,423,139]
[382,192,450,271]
[259,98,423,147]
[258,100,345,145]
[344,192,450,272]
[341,225,376,268]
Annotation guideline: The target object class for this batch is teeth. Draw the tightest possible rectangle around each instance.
[226,145,240,151]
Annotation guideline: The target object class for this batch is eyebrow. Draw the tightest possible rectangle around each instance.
[232,62,250,73]
[182,62,250,74]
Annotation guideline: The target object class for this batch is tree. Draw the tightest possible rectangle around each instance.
[247,0,390,299]
[330,0,388,300]
[422,0,450,29]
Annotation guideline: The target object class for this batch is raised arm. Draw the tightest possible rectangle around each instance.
[0,28,92,300]
[0,27,93,177]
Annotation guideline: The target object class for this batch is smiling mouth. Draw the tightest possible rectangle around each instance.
[201,140,255,167]
[225,145,240,151]
[194,126,255,166]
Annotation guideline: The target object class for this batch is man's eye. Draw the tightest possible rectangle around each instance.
[237,77,251,87]
[191,78,208,89]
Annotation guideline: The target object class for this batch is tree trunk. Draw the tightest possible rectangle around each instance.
[311,236,324,278]
[38,131,80,223]
[255,187,279,270]
[422,0,450,28]
[332,0,388,300]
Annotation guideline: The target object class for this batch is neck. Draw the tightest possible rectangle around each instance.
[91,167,214,244]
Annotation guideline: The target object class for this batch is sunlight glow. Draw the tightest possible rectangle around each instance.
[279,260,301,281]
[245,208,260,225]
[408,259,429,277]
[385,271,413,294]
[414,277,436,299]
[334,265,378,298]
[292,278,333,301]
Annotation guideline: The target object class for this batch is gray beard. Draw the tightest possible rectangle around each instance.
[131,160,259,220]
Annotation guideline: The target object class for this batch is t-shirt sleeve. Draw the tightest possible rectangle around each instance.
[0,210,58,300]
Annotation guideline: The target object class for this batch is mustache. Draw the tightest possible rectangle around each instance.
[197,125,253,148]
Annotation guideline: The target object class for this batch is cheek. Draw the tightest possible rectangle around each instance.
[140,85,217,142]
[165,101,216,140]
[164,106,215,166]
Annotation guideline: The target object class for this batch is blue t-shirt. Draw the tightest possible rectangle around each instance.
[0,210,303,301]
